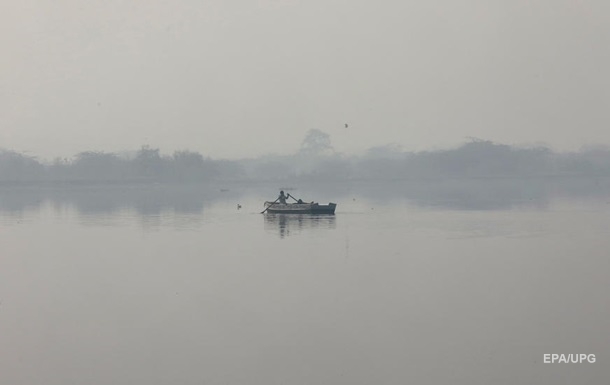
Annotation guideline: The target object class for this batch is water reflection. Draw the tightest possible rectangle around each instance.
[0,183,245,230]
[290,177,610,210]
[2,177,610,224]
[0,183,238,215]
[264,213,336,238]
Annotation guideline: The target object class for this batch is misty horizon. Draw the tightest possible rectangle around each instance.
[4,131,610,184]
[5,134,610,164]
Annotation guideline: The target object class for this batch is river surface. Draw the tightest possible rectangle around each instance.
[1,179,609,384]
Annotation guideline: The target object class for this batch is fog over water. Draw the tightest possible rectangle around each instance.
[1,179,609,384]
[3,1,610,383]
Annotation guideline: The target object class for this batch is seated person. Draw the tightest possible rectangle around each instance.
[278,190,287,204]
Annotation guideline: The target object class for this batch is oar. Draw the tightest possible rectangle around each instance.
[287,193,300,203]
[260,197,280,214]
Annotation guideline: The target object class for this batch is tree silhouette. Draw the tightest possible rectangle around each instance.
[299,129,334,156]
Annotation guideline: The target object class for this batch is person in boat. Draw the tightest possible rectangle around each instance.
[278,190,288,204]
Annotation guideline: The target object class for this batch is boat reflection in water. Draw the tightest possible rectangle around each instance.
[264,213,336,238]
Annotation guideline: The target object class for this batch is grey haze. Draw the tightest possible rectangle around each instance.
[2,0,610,159]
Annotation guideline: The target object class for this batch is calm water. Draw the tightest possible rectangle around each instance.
[1,179,609,384]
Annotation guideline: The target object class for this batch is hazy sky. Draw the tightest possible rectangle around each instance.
[2,0,609,160]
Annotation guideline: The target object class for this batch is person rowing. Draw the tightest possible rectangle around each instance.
[278,190,288,204]
[278,190,306,204]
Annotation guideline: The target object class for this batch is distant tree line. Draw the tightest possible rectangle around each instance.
[0,146,245,183]
[3,133,610,183]
[240,133,610,181]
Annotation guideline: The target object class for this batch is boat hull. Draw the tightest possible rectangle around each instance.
[264,202,336,214]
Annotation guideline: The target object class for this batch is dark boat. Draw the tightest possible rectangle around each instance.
[264,201,336,214]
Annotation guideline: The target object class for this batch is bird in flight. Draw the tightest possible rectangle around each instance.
[344,123,349,128]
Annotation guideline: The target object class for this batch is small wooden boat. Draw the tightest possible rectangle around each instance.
[264,201,336,214]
